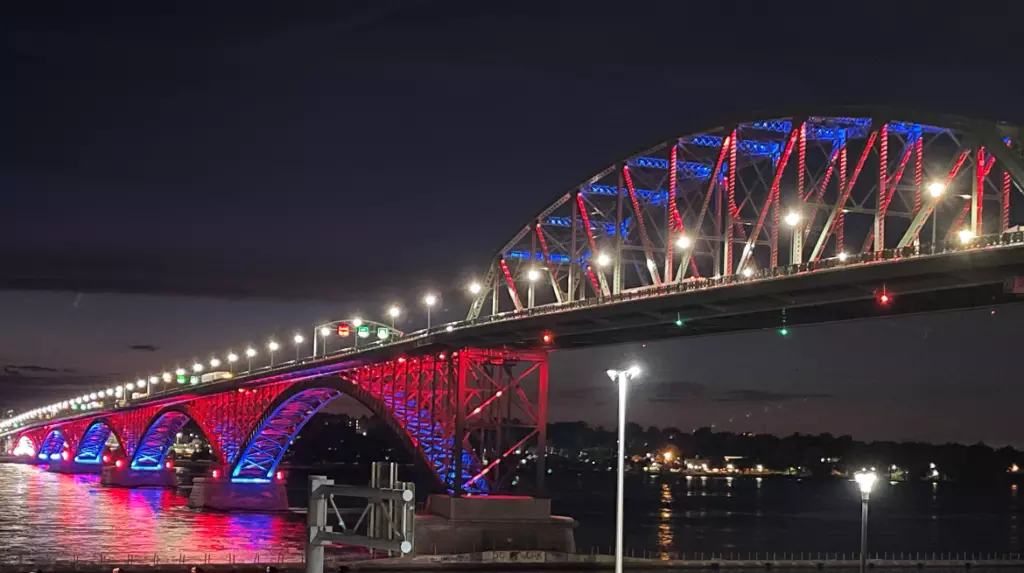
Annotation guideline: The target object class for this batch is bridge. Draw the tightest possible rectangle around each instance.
[4,109,1024,518]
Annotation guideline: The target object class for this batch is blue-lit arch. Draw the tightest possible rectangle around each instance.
[74,419,119,464]
[130,410,192,471]
[230,379,486,494]
[37,429,66,461]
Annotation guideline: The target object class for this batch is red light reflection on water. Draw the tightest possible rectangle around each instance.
[0,464,304,562]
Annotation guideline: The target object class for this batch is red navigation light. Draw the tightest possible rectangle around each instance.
[102,454,111,463]
[878,292,891,305]
[211,469,221,479]
[165,460,174,470]
[275,470,284,482]
[438,353,446,360]
[541,331,554,344]
[337,324,350,337]
[115,459,124,469]
[397,356,406,363]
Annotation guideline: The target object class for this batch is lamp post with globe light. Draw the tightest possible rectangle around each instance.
[854,470,877,573]
[606,364,641,573]
[424,294,438,329]
[293,334,305,361]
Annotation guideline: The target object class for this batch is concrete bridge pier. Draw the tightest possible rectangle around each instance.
[187,467,289,511]
[414,495,576,554]
[45,458,102,474]
[100,464,177,488]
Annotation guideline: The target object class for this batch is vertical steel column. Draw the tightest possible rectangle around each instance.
[613,167,624,294]
[535,354,548,495]
[973,147,985,234]
[491,280,499,315]
[874,124,888,252]
[914,127,923,218]
[838,142,848,254]
[1004,152,1012,232]
[665,143,678,280]
[724,136,737,275]
[452,355,467,496]
[306,476,330,573]
[714,169,723,276]
[528,229,537,308]
[771,155,780,268]
[793,123,806,264]
[568,195,578,301]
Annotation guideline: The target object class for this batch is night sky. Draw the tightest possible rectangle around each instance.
[4,2,1024,445]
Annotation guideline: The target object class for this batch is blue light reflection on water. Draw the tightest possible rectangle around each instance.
[0,464,304,562]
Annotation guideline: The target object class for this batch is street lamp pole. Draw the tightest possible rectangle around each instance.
[854,470,877,573]
[607,365,641,573]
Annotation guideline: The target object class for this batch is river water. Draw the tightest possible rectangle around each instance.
[1,463,1022,563]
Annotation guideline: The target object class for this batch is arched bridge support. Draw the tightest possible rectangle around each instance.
[192,347,550,510]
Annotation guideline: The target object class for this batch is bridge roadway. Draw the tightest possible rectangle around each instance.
[5,231,1024,442]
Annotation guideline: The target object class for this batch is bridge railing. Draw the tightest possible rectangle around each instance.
[4,230,1023,436]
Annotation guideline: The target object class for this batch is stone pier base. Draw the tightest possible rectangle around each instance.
[101,465,177,488]
[414,495,576,555]
[187,477,289,511]
[46,459,102,474]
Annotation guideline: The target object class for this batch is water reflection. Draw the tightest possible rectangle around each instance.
[0,464,304,562]
[657,482,674,558]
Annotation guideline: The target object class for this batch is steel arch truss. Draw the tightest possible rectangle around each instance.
[74,421,115,464]
[131,411,191,470]
[468,113,1024,318]
[37,429,65,461]
[232,387,341,481]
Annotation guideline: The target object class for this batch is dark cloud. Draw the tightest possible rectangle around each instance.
[714,390,833,404]
[645,380,707,404]
[128,344,159,352]
[3,364,70,375]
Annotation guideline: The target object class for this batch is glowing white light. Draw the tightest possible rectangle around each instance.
[627,365,641,377]
[227,353,239,362]
[854,470,877,494]
[209,358,221,368]
[105,389,114,397]
[162,372,172,382]
[646,259,655,269]
[136,380,147,389]
[468,282,482,294]
[527,268,540,281]
[175,368,186,376]
[245,348,257,358]
[927,181,946,198]
[446,325,454,332]
[424,294,438,306]
[741,267,754,278]
[675,235,692,249]
[293,334,305,344]
[352,318,363,327]
[958,229,975,244]
[319,327,330,336]
[192,363,204,373]
[596,252,611,267]
[388,306,401,318]
[267,341,279,352]
[149,376,159,385]
[838,252,848,262]
[784,211,801,226]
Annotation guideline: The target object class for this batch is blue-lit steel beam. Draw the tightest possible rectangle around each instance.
[74,421,112,463]
[627,157,712,178]
[131,411,190,470]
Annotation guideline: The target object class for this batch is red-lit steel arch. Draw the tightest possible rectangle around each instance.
[468,109,1024,319]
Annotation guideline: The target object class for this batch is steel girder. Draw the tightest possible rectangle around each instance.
[74,421,113,463]
[471,113,1024,317]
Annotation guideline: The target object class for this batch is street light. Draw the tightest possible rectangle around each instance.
[192,362,204,373]
[424,293,438,329]
[317,326,331,357]
[596,252,612,267]
[468,282,482,295]
[210,357,221,369]
[293,333,305,360]
[741,267,754,278]
[784,211,801,227]
[527,268,540,281]
[675,235,691,249]
[958,229,975,245]
[927,181,946,198]
[854,470,877,573]
[245,347,257,371]
[606,364,642,573]
[268,341,279,366]
[226,352,238,373]
[388,305,401,328]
